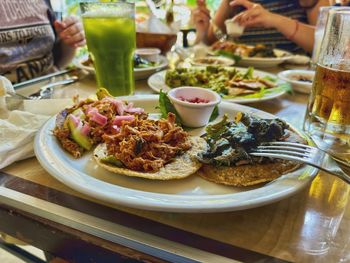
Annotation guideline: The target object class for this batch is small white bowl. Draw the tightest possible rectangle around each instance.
[168,87,221,128]
[191,56,235,67]
[278,70,315,94]
[135,48,161,63]
[225,19,244,37]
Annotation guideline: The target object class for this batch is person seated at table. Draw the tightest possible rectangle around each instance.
[0,0,85,84]
[192,0,330,53]
[331,0,350,5]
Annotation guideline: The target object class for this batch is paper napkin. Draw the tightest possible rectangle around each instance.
[0,76,73,169]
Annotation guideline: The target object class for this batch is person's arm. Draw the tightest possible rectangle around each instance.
[206,0,236,44]
[193,0,239,45]
[231,0,329,53]
[301,0,330,25]
[271,16,315,52]
[53,16,86,69]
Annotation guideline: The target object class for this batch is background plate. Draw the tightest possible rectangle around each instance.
[237,49,293,68]
[75,55,168,81]
[147,67,287,104]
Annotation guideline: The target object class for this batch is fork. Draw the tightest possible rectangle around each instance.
[28,77,78,99]
[249,142,350,184]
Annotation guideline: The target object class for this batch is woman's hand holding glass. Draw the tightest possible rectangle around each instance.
[230,0,279,28]
[54,16,86,48]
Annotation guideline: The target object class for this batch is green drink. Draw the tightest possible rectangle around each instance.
[80,2,135,97]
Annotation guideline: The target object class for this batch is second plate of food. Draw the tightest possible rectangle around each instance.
[148,66,290,104]
[210,41,293,68]
[75,54,168,81]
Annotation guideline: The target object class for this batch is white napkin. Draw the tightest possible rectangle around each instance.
[0,76,73,169]
[286,55,310,65]
[137,14,181,34]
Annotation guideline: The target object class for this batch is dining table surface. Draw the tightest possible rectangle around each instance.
[1,63,350,263]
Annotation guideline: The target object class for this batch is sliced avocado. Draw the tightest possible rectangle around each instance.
[100,155,124,167]
[96,88,112,100]
[67,115,92,150]
[72,108,85,119]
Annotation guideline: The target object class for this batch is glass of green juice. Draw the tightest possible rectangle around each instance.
[80,2,135,97]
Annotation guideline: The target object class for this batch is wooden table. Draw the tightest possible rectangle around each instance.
[1,68,349,263]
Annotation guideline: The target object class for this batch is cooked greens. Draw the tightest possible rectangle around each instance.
[198,113,288,166]
[134,54,157,68]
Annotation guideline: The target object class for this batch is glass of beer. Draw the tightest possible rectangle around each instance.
[80,2,136,97]
[312,7,350,66]
[304,9,350,164]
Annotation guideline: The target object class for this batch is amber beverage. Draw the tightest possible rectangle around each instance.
[303,9,350,164]
[304,64,350,162]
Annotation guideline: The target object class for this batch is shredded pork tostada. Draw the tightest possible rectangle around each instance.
[53,89,146,158]
[94,113,207,180]
[196,113,304,186]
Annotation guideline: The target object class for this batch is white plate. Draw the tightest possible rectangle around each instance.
[34,95,317,213]
[147,67,287,104]
[237,49,293,68]
[74,55,168,81]
[191,56,235,67]
[278,70,315,94]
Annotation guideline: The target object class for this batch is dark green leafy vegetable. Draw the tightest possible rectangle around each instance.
[198,113,289,166]
[209,105,219,122]
[134,54,157,68]
[205,114,229,140]
[158,90,182,125]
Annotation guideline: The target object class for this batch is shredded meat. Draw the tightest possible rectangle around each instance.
[103,113,191,173]
[54,97,147,157]
[53,127,84,158]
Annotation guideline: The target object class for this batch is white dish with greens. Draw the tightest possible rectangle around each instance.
[148,66,291,104]
[75,54,168,81]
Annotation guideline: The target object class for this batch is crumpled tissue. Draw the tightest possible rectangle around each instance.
[0,76,72,169]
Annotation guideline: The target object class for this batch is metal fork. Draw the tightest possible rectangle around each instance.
[249,142,350,184]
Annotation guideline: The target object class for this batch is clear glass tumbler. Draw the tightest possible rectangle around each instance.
[80,2,136,97]
[304,9,350,164]
[311,6,350,66]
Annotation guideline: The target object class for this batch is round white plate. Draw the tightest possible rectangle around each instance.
[147,67,287,104]
[74,55,168,81]
[237,49,293,68]
[190,56,235,67]
[278,70,315,94]
[34,95,317,213]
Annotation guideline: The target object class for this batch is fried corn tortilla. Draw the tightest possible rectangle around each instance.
[94,136,207,180]
[197,130,304,187]
[197,160,301,186]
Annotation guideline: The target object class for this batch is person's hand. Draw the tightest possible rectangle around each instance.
[54,16,86,48]
[230,0,279,28]
[191,0,211,38]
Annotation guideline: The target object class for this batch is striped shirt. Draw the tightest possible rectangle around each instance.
[237,0,308,52]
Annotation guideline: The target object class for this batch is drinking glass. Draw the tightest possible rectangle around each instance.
[311,6,350,66]
[51,0,65,21]
[80,2,136,97]
[304,9,350,164]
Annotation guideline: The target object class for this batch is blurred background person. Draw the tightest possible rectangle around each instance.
[192,0,330,53]
[0,0,85,84]
[331,0,350,6]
